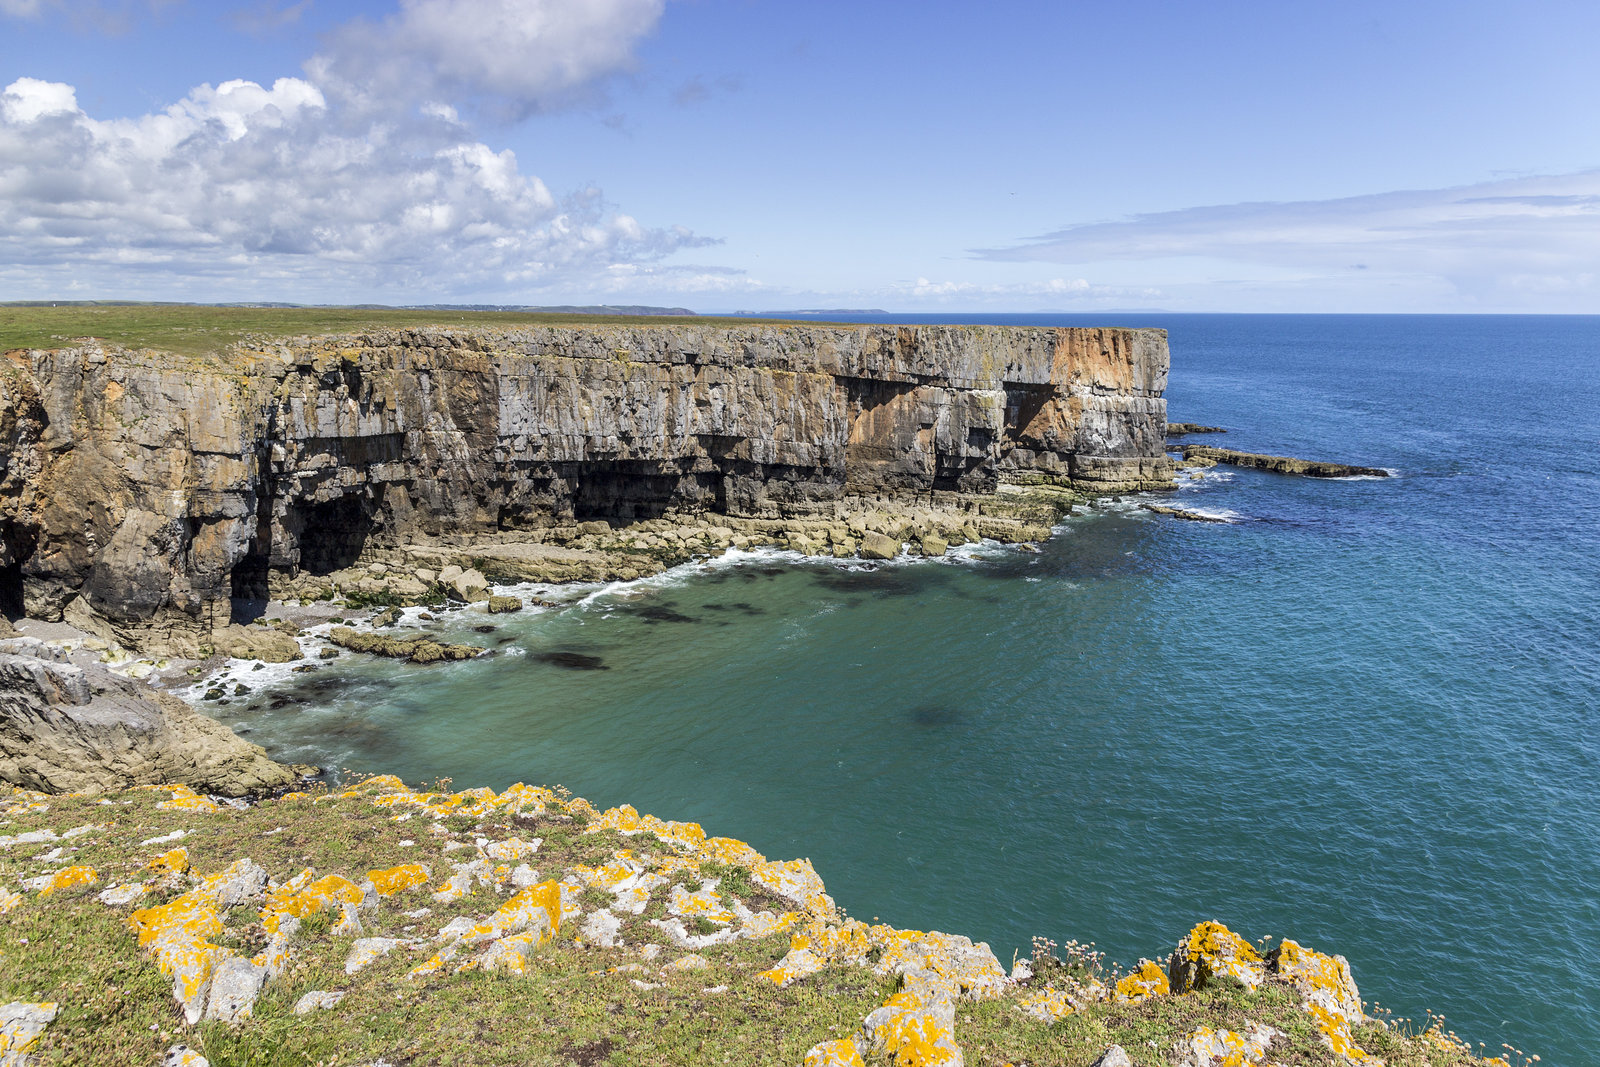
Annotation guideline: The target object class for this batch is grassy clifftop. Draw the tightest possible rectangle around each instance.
[0,305,805,360]
[1,777,1499,1067]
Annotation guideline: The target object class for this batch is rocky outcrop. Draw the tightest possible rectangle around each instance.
[1180,445,1389,479]
[1166,422,1226,435]
[0,638,296,796]
[0,324,1172,653]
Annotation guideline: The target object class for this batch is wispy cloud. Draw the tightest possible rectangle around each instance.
[0,0,714,301]
[978,172,1600,309]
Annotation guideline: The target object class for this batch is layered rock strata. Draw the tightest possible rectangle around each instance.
[0,324,1172,654]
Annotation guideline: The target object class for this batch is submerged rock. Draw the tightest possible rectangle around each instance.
[326,628,483,664]
[1144,504,1230,523]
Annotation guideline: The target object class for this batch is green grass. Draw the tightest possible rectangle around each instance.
[0,304,834,360]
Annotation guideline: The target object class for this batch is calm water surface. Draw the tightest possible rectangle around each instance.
[206,315,1600,1065]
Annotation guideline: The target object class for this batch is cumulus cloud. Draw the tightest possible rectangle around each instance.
[0,0,712,300]
[979,172,1600,306]
[309,0,666,119]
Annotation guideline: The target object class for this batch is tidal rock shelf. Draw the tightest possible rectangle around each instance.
[1,323,1173,658]
[1180,445,1390,479]
[0,775,1492,1066]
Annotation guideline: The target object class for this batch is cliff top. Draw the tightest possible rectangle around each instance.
[0,305,824,360]
[0,776,1496,1067]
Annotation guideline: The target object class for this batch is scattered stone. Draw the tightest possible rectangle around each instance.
[486,596,523,614]
[161,1045,209,1067]
[318,647,339,660]
[370,608,402,629]
[293,990,346,1016]
[1090,1045,1135,1067]
[346,938,404,975]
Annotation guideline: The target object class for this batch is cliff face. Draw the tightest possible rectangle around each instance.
[0,324,1170,650]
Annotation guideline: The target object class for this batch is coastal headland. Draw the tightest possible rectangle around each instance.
[1,313,1173,658]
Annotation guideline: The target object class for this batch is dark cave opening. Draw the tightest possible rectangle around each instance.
[292,495,375,575]
[0,558,22,620]
[570,461,696,522]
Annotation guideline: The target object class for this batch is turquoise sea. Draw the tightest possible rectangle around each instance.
[205,314,1599,1065]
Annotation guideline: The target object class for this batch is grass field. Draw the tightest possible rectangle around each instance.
[0,304,809,359]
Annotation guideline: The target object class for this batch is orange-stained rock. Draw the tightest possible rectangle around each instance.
[1169,921,1265,992]
[1114,958,1170,1003]
[366,863,429,896]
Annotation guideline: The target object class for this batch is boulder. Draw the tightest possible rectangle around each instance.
[447,568,490,603]
[918,535,949,557]
[212,624,301,663]
[487,596,523,615]
[858,533,900,560]
[1090,1046,1134,1067]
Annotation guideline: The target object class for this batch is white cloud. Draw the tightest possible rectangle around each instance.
[0,0,710,301]
[309,0,666,119]
[979,171,1600,309]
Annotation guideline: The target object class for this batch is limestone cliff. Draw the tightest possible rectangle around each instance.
[0,324,1171,651]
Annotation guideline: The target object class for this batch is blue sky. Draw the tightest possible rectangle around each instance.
[2,0,1598,311]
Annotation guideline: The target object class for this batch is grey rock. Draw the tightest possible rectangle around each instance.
[1091,1046,1135,1067]
[0,650,295,796]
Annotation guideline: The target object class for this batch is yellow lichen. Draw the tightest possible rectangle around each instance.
[1114,958,1170,1003]
[145,847,190,876]
[367,863,429,896]
[37,865,98,896]
[157,785,221,814]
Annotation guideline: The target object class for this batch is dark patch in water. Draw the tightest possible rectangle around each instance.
[908,705,963,728]
[809,567,934,598]
[636,605,696,623]
[495,636,517,646]
[472,624,498,634]
[701,601,766,615]
[532,651,609,671]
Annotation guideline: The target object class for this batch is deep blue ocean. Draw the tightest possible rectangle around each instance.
[211,314,1599,1065]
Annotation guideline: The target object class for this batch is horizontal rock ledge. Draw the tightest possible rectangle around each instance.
[1180,444,1389,479]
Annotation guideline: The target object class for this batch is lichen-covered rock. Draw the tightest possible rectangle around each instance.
[803,1038,867,1067]
[1173,1022,1280,1067]
[1169,921,1265,992]
[862,986,963,1067]
[0,1001,57,1066]
[1090,1046,1135,1067]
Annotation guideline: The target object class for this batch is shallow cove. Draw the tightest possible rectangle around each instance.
[202,314,1600,1066]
